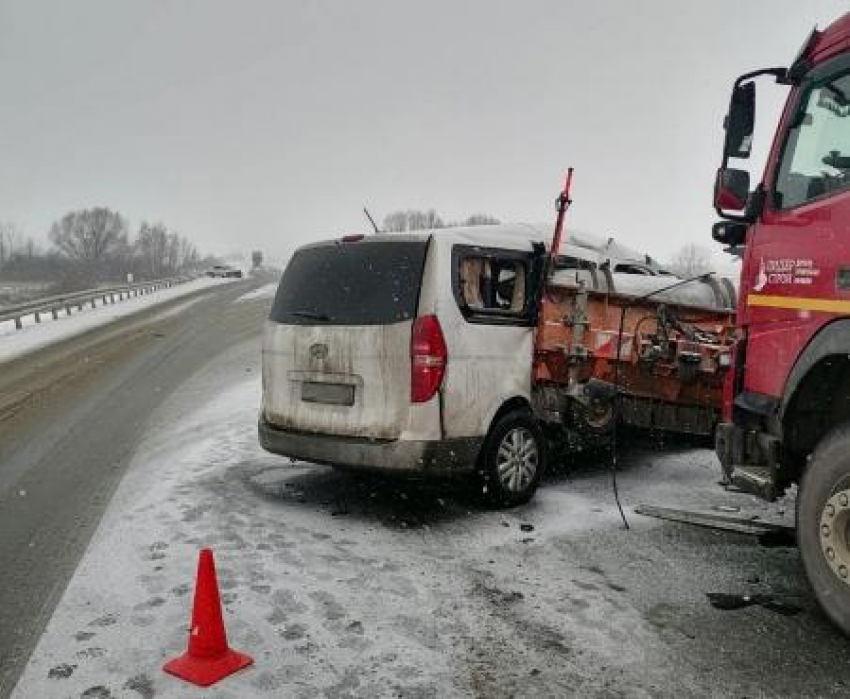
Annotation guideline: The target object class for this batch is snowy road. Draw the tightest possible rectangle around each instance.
[8,322,850,696]
[0,277,274,697]
[0,277,237,365]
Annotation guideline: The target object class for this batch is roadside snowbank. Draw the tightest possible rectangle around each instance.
[0,277,235,364]
[12,374,657,698]
[234,283,277,303]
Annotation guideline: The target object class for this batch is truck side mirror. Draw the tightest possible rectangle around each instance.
[712,220,748,247]
[724,81,755,159]
[714,168,750,212]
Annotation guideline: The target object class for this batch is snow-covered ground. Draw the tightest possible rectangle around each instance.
[13,335,829,698]
[0,281,51,307]
[0,277,236,364]
[234,283,277,304]
[14,372,643,698]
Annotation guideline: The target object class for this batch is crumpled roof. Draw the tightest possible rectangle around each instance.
[514,223,670,273]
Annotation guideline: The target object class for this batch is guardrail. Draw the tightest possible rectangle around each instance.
[0,275,197,331]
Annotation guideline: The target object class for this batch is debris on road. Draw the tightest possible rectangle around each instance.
[706,593,802,617]
[634,504,795,538]
[757,530,797,549]
[47,664,76,680]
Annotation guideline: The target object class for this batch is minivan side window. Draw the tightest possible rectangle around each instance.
[453,246,533,324]
[774,69,850,210]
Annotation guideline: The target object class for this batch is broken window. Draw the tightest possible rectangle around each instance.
[492,261,526,312]
[455,249,531,322]
[459,257,486,309]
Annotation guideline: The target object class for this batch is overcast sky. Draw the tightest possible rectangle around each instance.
[0,1,845,263]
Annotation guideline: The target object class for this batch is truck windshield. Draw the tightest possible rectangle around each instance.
[270,240,428,325]
[775,70,850,209]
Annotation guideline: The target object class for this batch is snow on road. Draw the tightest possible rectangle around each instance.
[11,343,824,698]
[0,278,236,364]
[234,283,277,304]
[12,375,660,698]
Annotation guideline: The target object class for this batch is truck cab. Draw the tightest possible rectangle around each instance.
[712,12,850,634]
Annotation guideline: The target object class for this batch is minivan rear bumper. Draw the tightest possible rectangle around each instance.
[258,418,482,474]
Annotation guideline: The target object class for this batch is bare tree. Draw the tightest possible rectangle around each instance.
[49,208,128,262]
[382,209,445,232]
[668,243,714,277]
[23,236,40,258]
[165,232,181,273]
[134,223,199,277]
[0,220,23,267]
[136,221,170,277]
[462,214,500,226]
[178,237,199,269]
[382,210,502,231]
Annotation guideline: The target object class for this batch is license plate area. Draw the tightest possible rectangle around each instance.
[301,381,355,406]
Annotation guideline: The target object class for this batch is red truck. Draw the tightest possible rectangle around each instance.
[712,12,850,633]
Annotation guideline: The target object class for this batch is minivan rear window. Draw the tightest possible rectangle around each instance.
[270,240,428,325]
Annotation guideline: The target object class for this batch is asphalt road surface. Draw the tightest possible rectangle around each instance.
[0,277,271,696]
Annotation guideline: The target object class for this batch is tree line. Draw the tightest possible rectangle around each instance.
[381,209,500,232]
[0,207,215,292]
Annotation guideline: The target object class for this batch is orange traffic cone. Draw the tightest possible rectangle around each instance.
[163,548,253,687]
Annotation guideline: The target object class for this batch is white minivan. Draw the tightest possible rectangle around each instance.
[259,224,549,505]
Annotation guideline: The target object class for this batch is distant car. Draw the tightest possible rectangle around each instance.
[207,265,243,278]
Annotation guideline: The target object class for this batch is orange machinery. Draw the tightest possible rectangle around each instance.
[530,173,737,439]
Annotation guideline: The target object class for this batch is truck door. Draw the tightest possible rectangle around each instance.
[742,60,850,399]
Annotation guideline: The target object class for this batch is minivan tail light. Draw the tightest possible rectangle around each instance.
[411,315,447,403]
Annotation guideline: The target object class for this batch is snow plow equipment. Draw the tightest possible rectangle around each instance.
[531,172,737,446]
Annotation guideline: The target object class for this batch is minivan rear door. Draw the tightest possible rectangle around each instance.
[262,238,429,440]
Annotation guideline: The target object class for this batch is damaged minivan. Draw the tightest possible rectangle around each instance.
[259,225,548,505]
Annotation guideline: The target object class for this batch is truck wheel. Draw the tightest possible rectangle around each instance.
[480,410,546,508]
[798,422,850,635]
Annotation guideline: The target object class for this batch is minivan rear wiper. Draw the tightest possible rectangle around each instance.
[291,310,332,322]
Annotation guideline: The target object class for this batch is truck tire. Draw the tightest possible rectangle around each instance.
[480,409,546,508]
[798,421,850,636]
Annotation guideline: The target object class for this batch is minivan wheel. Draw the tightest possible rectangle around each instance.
[480,410,545,507]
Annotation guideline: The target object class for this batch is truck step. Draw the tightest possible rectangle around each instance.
[731,466,776,502]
